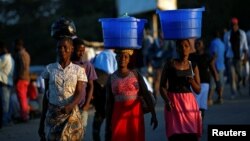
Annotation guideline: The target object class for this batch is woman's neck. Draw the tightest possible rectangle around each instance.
[59,59,71,69]
[179,55,189,62]
[176,57,189,70]
[119,67,129,73]
[117,67,129,77]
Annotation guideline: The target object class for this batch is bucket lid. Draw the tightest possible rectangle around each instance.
[99,13,147,23]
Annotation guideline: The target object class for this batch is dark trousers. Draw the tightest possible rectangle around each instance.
[92,111,105,141]
[92,81,106,141]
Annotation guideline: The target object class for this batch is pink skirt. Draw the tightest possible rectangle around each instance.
[164,92,202,138]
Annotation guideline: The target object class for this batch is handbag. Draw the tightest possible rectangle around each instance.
[134,70,156,114]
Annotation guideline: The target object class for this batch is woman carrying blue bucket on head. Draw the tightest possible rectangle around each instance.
[99,15,158,141]
[157,7,205,141]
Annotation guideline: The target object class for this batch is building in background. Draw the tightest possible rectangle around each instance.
[116,0,177,38]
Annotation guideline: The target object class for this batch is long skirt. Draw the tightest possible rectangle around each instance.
[164,92,202,139]
[111,99,145,141]
[45,104,83,141]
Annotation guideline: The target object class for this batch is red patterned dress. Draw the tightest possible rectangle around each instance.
[109,71,145,141]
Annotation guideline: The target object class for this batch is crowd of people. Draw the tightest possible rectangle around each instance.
[0,38,44,129]
[0,15,249,141]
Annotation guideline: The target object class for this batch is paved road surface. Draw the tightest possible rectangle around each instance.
[0,84,249,141]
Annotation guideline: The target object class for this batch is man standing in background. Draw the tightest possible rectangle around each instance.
[13,38,31,122]
[224,17,248,99]
[208,30,225,105]
[0,41,15,127]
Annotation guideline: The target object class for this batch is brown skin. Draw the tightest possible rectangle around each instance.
[160,39,201,111]
[175,39,201,93]
[58,39,84,113]
[115,51,158,130]
[232,23,239,32]
[75,44,85,60]
[73,44,93,111]
[38,38,84,139]
[116,52,130,77]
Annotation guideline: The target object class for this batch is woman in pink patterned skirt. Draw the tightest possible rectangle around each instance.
[159,39,202,141]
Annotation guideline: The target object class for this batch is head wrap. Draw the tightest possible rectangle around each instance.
[114,49,134,56]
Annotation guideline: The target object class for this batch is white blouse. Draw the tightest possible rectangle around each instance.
[41,62,88,106]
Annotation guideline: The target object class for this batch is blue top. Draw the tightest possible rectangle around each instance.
[210,38,225,71]
[91,49,117,74]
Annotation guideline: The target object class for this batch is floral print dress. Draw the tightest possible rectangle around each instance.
[41,62,87,141]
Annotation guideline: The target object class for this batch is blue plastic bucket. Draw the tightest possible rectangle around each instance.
[99,16,147,49]
[157,7,205,39]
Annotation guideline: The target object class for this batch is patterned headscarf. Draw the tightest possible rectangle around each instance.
[114,49,134,56]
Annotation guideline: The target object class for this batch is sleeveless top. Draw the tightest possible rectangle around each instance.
[165,59,196,93]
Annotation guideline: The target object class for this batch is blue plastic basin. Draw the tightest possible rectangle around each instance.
[99,16,147,49]
[157,7,205,39]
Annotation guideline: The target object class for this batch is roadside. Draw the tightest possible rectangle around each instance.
[0,83,249,141]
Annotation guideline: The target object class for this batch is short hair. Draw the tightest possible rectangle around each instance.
[14,38,24,47]
[73,37,85,49]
